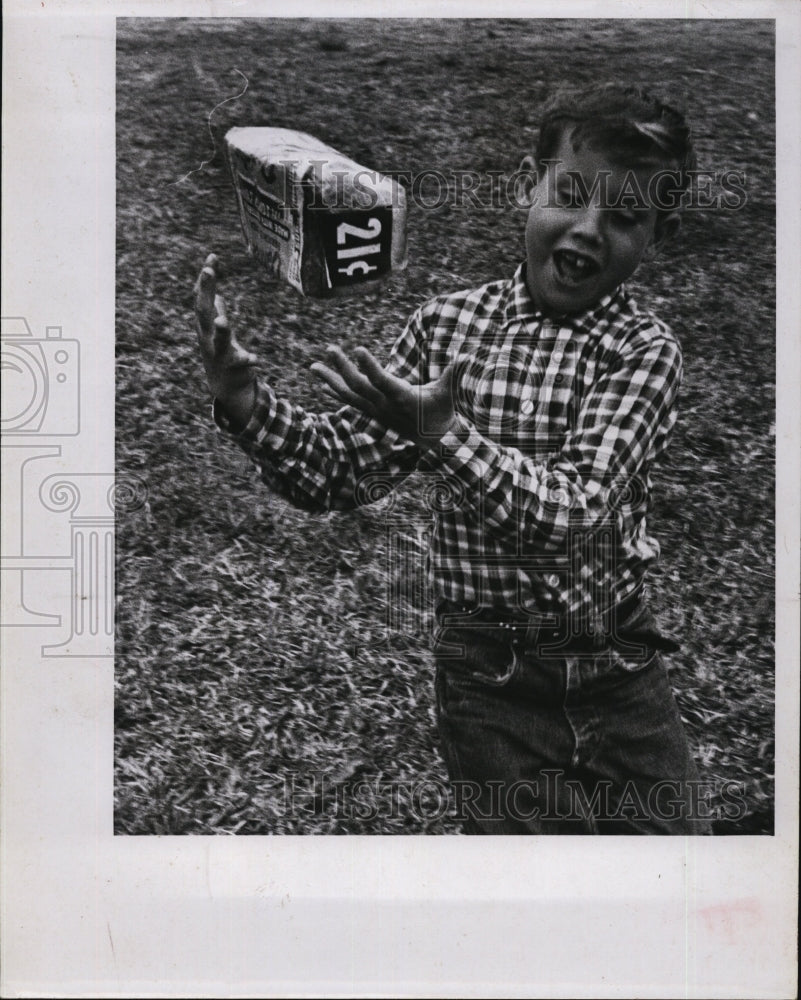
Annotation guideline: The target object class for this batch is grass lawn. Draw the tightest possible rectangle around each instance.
[115,18,775,834]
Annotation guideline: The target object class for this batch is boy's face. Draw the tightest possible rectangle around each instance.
[523,132,675,316]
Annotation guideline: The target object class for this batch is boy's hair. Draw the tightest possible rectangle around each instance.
[535,83,696,211]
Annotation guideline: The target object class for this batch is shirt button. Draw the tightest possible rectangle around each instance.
[553,352,563,364]
[521,399,534,416]
[554,374,563,383]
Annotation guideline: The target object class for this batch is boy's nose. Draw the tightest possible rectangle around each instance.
[569,205,605,246]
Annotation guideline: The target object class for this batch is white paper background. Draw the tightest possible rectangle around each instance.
[1,1,798,997]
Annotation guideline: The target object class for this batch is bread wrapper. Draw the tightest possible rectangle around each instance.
[225,127,407,297]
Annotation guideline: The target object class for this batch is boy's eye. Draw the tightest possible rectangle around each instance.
[613,209,645,227]
[555,186,581,208]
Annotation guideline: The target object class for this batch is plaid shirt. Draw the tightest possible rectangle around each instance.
[217,263,682,633]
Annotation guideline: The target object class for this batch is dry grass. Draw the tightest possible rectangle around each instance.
[115,18,775,834]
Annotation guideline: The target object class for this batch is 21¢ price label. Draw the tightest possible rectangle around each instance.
[320,207,393,290]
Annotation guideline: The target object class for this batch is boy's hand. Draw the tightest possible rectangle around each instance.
[310,346,459,444]
[193,254,258,423]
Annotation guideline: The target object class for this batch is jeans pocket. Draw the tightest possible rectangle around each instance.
[607,643,660,675]
[433,626,519,687]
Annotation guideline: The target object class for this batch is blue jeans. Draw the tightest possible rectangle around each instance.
[433,602,712,835]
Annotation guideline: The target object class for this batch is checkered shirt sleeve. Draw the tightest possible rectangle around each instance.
[214,265,682,617]
[213,318,425,512]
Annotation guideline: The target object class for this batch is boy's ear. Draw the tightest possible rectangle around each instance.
[515,154,539,206]
[652,211,681,250]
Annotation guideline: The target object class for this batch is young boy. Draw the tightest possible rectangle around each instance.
[194,84,710,834]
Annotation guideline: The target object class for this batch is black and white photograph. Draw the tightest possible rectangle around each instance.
[114,17,776,836]
[2,3,799,997]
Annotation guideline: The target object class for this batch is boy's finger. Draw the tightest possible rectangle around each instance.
[226,337,259,369]
[204,253,227,280]
[324,346,384,407]
[213,315,232,351]
[310,362,375,415]
[194,266,217,337]
[440,359,459,391]
[237,348,259,368]
[352,346,394,392]
[309,361,353,399]
[197,264,216,294]
[214,293,228,325]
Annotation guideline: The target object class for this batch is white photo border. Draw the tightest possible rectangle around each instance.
[1,1,798,997]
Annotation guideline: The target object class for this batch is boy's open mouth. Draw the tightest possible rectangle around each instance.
[553,249,601,284]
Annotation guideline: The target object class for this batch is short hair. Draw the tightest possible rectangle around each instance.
[535,83,696,211]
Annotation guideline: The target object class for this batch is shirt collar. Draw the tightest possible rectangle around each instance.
[503,261,625,329]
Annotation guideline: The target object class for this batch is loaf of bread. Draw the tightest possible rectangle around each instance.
[225,127,408,298]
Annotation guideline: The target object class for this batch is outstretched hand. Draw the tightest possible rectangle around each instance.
[193,252,459,443]
[310,346,460,444]
[193,253,258,424]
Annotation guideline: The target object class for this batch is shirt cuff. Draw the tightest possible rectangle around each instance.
[212,381,276,444]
